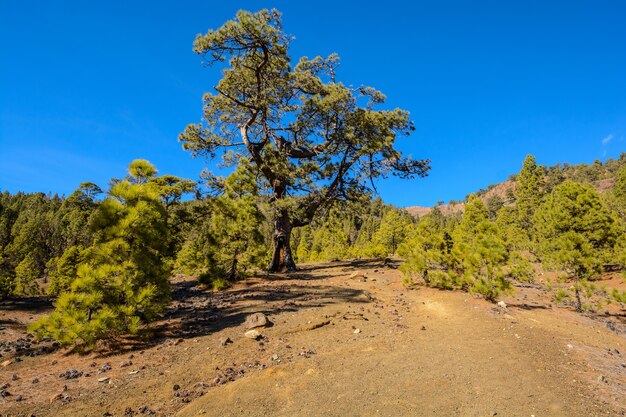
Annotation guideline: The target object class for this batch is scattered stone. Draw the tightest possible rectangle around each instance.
[128,370,139,375]
[421,326,427,331]
[220,337,233,347]
[97,377,110,383]
[598,375,608,384]
[11,374,18,381]
[138,405,155,415]
[244,330,262,340]
[271,354,279,362]
[119,361,132,368]
[298,350,315,358]
[0,389,10,398]
[128,354,134,359]
[1,359,11,367]
[32,378,39,384]
[15,394,23,402]
[244,313,269,329]
[304,320,331,331]
[59,369,83,380]
[173,384,181,391]
[353,328,361,334]
[497,301,507,309]
[50,392,72,403]
[50,359,58,365]
[98,363,112,373]
[350,271,367,279]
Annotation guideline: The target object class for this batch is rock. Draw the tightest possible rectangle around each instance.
[138,405,155,415]
[244,330,262,340]
[32,377,39,384]
[244,313,269,329]
[421,326,427,331]
[220,337,233,347]
[98,363,112,373]
[271,354,279,361]
[353,328,361,334]
[598,375,608,383]
[497,301,507,309]
[298,350,315,358]
[15,394,23,401]
[0,389,10,398]
[59,369,83,380]
[50,392,72,403]
[11,374,18,381]
[1,359,11,367]
[350,271,367,279]
[97,377,110,383]
[119,361,132,368]
[173,384,180,391]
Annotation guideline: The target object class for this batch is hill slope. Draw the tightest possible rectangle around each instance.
[1,261,624,416]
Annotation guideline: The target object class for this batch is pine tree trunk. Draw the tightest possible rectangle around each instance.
[574,281,583,312]
[268,210,297,272]
[228,252,238,281]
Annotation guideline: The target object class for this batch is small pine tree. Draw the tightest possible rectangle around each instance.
[401,195,511,301]
[372,208,413,255]
[47,245,84,296]
[30,160,171,347]
[515,154,545,241]
[534,180,616,311]
[198,161,266,286]
[14,254,40,295]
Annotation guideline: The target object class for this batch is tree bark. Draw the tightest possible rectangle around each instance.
[268,210,297,272]
[574,280,582,312]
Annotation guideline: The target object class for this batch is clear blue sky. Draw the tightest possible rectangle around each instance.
[1,0,625,207]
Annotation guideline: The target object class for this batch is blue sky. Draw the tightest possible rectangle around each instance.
[1,0,625,207]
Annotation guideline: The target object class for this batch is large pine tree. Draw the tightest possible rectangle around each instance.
[179,9,429,272]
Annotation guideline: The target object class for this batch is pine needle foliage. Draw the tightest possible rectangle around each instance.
[534,180,617,311]
[30,161,171,347]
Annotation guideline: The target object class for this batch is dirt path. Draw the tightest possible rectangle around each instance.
[1,261,624,416]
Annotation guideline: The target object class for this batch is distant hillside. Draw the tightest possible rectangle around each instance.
[406,180,516,217]
[406,153,625,217]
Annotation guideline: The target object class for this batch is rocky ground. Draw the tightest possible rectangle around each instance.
[0,260,624,417]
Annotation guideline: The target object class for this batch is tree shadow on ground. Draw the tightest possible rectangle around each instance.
[261,258,401,282]
[98,265,373,356]
[507,302,550,310]
[0,296,53,313]
[0,262,377,357]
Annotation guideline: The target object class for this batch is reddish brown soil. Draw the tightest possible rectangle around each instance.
[0,260,624,417]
